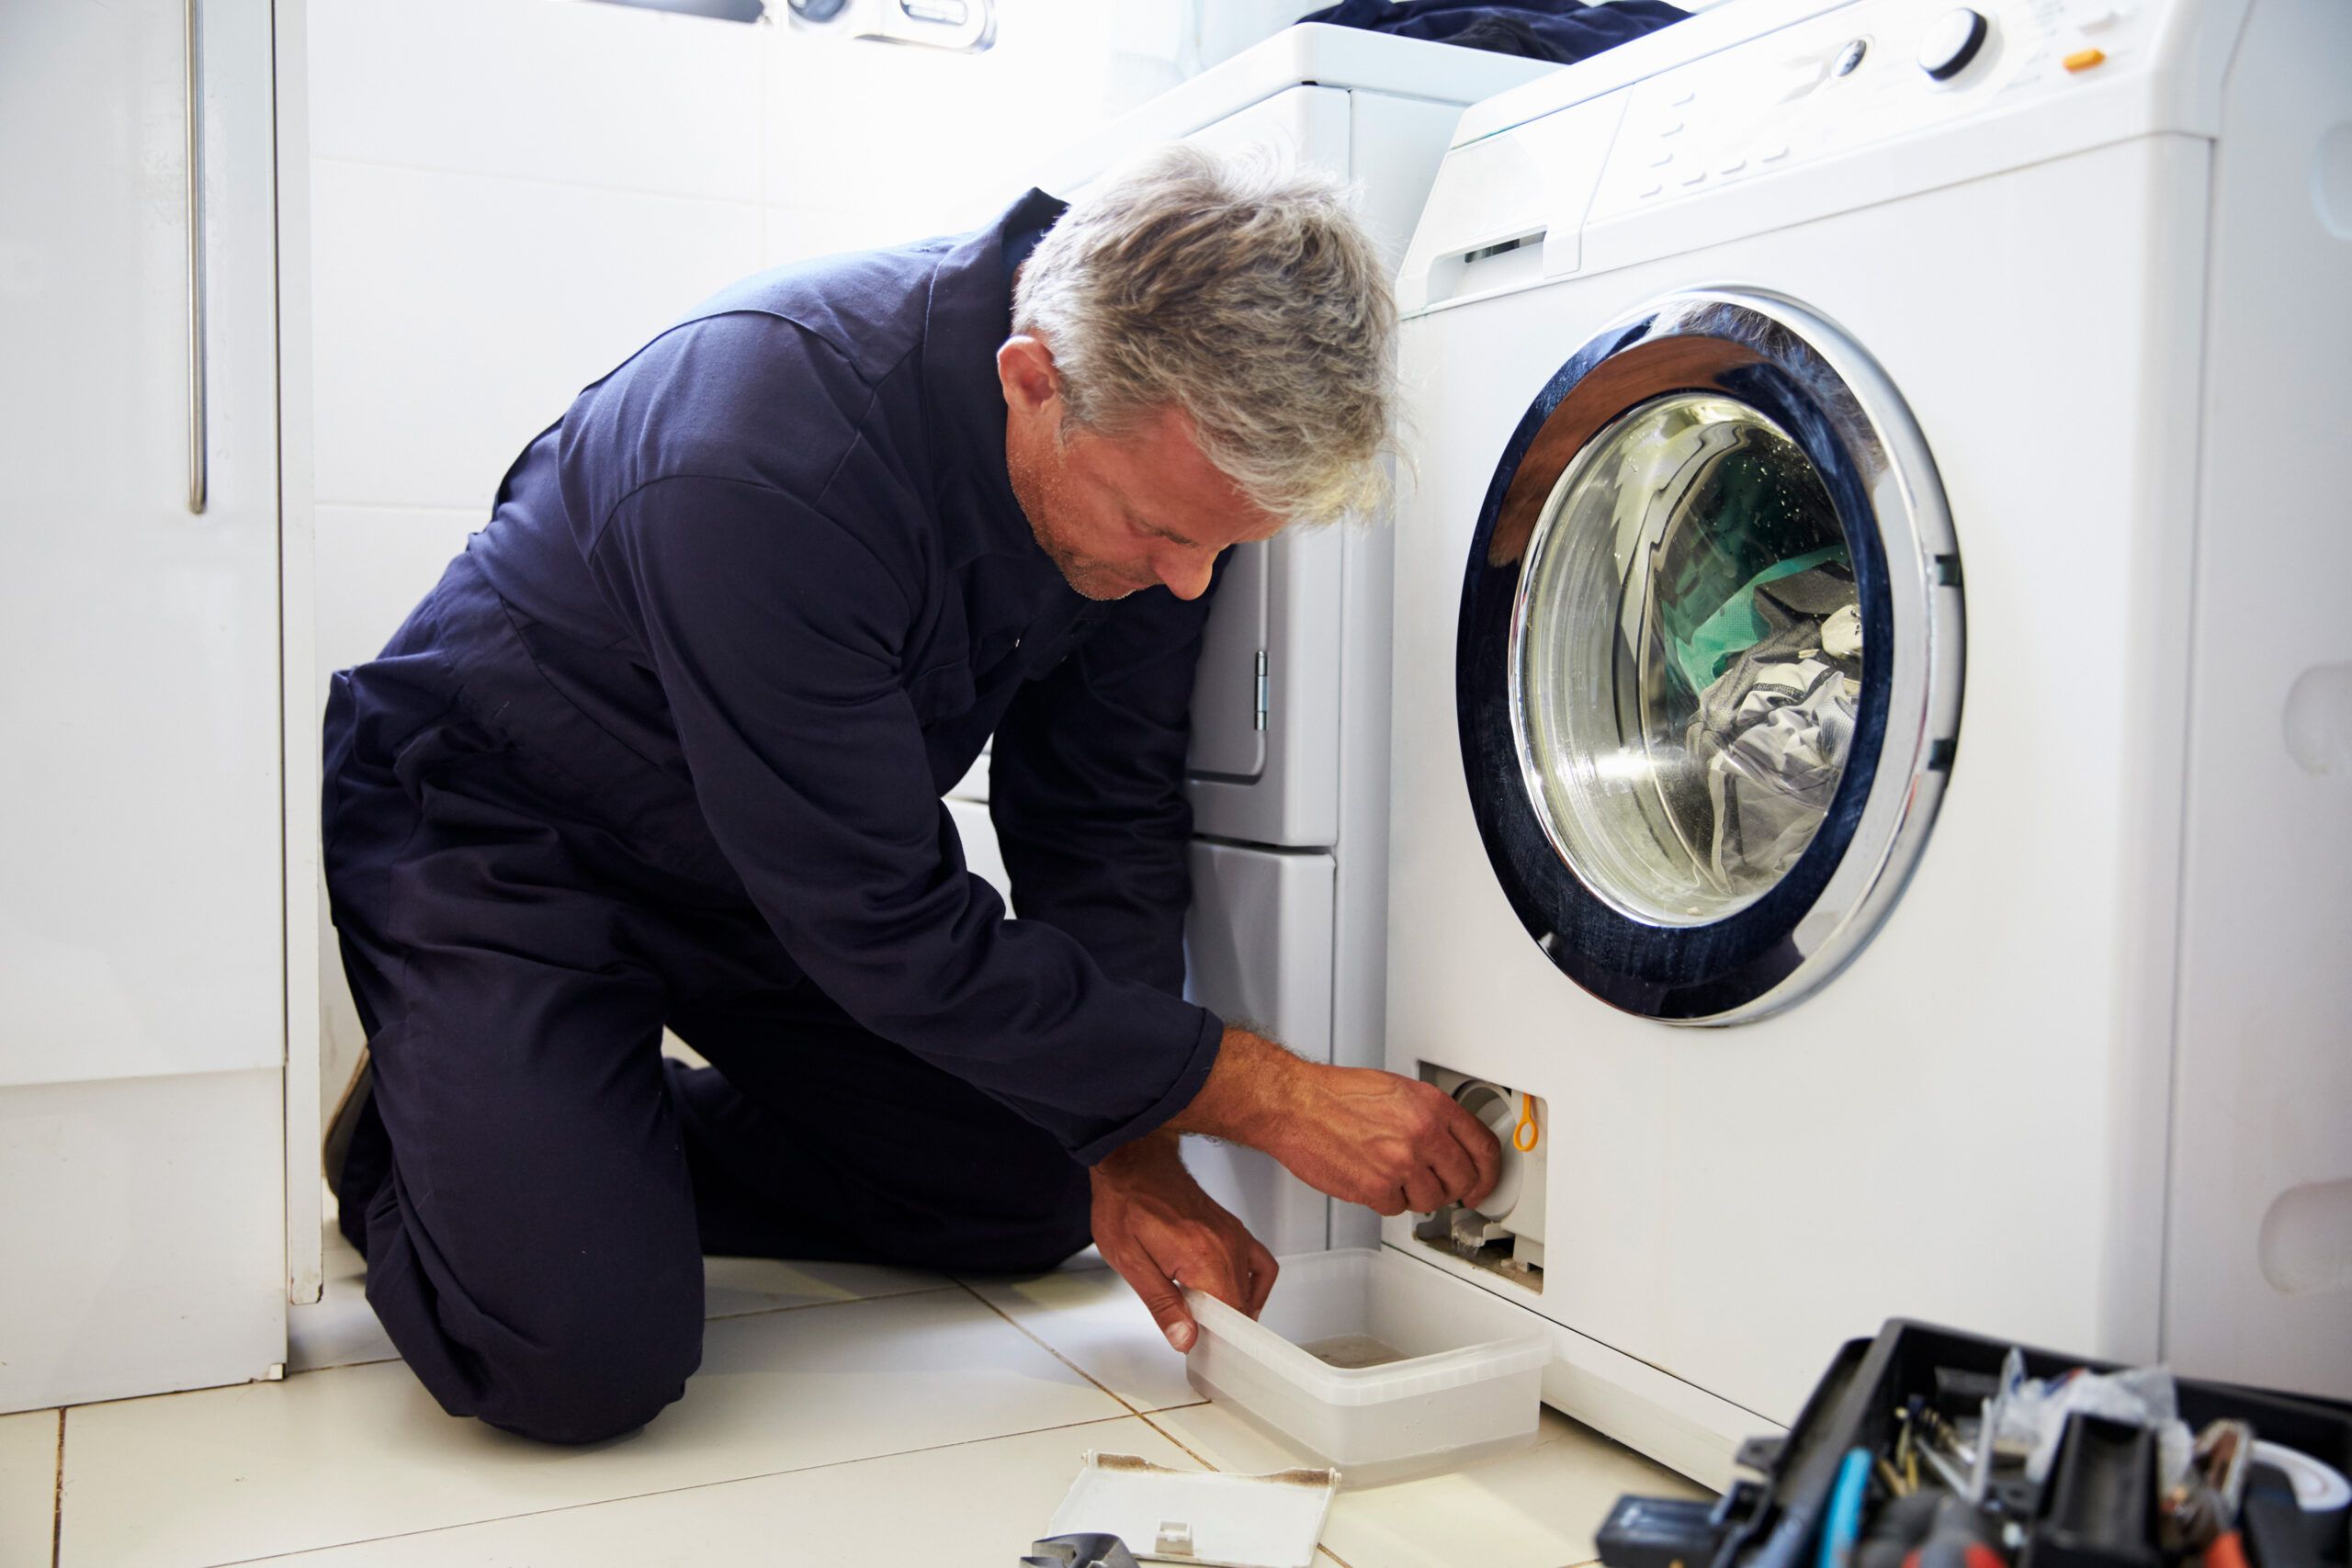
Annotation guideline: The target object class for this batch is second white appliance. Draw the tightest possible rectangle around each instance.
[951,26,1555,1255]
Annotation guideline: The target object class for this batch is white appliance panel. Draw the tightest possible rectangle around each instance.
[1346,93,1488,277]
[1187,518,1272,783]
[947,796,1012,905]
[2161,0,2352,1397]
[0,0,293,1407]
[0,0,287,1091]
[1390,137,2207,1426]
[1184,842,1337,1255]
[0,1070,288,1413]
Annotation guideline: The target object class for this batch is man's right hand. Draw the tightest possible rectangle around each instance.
[1172,1027,1502,1217]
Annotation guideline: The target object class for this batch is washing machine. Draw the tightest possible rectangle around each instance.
[946,26,1556,1257]
[1382,0,2352,1489]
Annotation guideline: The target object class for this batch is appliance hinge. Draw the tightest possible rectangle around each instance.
[1252,649,1269,732]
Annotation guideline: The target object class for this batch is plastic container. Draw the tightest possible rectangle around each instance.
[1182,1247,1551,1487]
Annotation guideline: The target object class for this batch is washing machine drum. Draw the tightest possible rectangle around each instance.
[1457,290,1965,1023]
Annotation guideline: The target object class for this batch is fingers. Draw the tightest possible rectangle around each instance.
[1450,1101,1504,1208]
[1106,1247,1199,1352]
[1181,1242,1248,1315]
[1244,1239,1280,1317]
[1400,1167,1446,1215]
[1426,1127,1478,1206]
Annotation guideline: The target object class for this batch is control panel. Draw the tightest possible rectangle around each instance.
[1584,0,2166,224]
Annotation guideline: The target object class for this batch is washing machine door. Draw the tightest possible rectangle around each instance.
[1457,290,1964,1023]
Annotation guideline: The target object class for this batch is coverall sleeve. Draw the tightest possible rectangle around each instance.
[987,581,1216,998]
[587,474,1223,1164]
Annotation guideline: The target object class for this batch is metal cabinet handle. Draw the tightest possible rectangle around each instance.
[185,0,207,514]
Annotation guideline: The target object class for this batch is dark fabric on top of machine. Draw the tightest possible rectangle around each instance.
[1295,0,1688,63]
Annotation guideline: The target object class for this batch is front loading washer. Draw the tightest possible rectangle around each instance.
[1383,0,2352,1488]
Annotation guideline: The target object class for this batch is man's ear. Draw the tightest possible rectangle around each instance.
[996,334,1060,420]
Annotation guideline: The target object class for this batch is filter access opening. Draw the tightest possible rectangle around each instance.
[1412,1064,1547,1292]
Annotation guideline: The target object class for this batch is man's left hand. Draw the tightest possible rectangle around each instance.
[1089,1131,1278,1353]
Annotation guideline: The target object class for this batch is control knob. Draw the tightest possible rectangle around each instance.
[1918,7,1990,79]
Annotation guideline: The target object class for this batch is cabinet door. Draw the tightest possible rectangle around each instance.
[0,0,285,1089]
[1182,842,1334,1254]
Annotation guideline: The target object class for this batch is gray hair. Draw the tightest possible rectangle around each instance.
[1013,143,1398,525]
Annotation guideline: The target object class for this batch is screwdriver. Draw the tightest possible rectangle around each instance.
[1902,1495,2007,1568]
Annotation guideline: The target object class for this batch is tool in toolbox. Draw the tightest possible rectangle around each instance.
[1597,1322,2352,1568]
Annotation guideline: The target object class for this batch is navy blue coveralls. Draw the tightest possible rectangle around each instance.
[322,191,1227,1443]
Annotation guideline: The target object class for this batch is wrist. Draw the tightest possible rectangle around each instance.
[1170,1026,1305,1150]
[1094,1126,1185,1185]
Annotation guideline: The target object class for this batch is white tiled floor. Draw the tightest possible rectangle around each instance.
[0,1409,59,1568]
[33,1249,1705,1568]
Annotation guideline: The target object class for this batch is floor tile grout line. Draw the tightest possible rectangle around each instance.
[1135,1407,1221,1474]
[699,1280,962,1323]
[230,1283,977,1388]
[199,1410,1159,1568]
[50,1408,63,1568]
[953,1279,1147,1418]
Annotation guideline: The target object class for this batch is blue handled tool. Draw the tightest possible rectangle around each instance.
[1819,1446,1877,1568]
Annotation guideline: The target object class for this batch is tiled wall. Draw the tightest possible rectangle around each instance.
[306,0,1207,1096]
[308,0,1202,690]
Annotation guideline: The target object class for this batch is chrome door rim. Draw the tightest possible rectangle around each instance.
[1454,288,1964,1024]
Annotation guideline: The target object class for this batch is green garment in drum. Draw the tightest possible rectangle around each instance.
[1666,545,1850,698]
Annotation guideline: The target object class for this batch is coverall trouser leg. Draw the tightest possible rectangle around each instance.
[323,676,1091,1447]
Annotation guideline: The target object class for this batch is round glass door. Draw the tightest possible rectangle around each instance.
[1457,292,1963,1022]
[1512,392,1860,926]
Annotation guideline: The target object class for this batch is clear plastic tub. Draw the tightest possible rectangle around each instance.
[1182,1247,1551,1487]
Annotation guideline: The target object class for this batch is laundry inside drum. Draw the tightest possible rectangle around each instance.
[1510,392,1864,927]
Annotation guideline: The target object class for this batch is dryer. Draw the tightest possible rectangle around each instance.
[947,26,1555,1257]
[1384,0,2352,1488]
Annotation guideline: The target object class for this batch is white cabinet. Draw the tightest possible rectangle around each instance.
[1183,843,1337,1255]
[0,0,295,1412]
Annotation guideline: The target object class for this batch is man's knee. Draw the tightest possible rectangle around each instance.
[471,1291,705,1445]
[365,1205,708,1446]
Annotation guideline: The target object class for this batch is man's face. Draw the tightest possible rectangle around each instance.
[1000,336,1287,602]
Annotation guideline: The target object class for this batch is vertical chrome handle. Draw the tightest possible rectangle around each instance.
[185,0,208,514]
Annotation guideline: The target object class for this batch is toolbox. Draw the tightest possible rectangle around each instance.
[1600,1322,2352,1568]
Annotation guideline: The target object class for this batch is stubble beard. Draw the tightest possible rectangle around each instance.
[1010,442,1139,601]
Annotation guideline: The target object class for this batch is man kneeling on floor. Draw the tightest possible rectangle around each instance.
[321,146,1501,1444]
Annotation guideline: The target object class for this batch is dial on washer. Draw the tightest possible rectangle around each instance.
[1918,7,1990,79]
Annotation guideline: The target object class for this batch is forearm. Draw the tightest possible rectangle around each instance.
[1164,1026,1303,1150]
